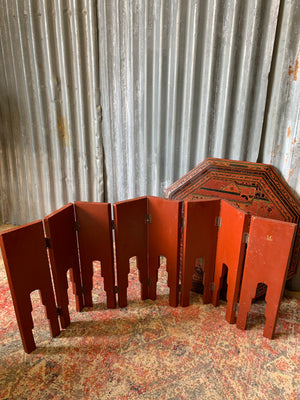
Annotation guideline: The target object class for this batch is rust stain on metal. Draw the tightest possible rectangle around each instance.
[57,116,70,147]
[270,150,275,163]
[288,168,295,181]
[270,145,280,163]
[287,126,291,139]
[288,49,299,81]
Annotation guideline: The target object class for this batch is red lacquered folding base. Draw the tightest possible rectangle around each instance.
[75,202,116,309]
[0,221,60,353]
[113,197,148,307]
[181,199,220,306]
[236,217,296,339]
[212,201,249,324]
[44,204,84,329]
[148,196,182,307]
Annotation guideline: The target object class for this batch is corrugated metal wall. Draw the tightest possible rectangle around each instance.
[0,0,298,223]
[99,0,281,202]
[258,0,300,290]
[259,0,300,192]
[0,0,104,225]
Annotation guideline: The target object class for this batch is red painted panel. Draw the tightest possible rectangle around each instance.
[113,197,148,307]
[44,204,83,328]
[0,221,60,353]
[212,200,249,323]
[236,217,296,339]
[148,196,182,307]
[181,199,220,306]
[75,202,116,309]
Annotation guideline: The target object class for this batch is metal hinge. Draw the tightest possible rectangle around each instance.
[209,282,215,291]
[181,217,185,228]
[145,214,152,224]
[114,285,119,293]
[74,221,80,231]
[146,278,152,287]
[45,237,51,248]
[215,216,222,227]
[242,232,249,244]
[57,307,62,316]
[111,220,116,230]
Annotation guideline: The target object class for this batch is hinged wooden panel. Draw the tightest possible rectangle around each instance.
[113,197,148,307]
[44,204,84,329]
[181,199,221,307]
[0,221,60,353]
[236,217,296,339]
[148,196,182,307]
[212,200,250,324]
[74,201,116,309]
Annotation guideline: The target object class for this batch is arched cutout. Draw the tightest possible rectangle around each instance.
[242,283,267,331]
[86,260,107,308]
[191,258,204,294]
[215,263,228,304]
[156,256,169,298]
[127,256,142,303]
[66,268,78,314]
[30,290,51,344]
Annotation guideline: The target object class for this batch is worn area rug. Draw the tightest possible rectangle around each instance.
[0,239,300,399]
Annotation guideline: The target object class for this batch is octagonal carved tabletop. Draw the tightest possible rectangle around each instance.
[164,158,300,287]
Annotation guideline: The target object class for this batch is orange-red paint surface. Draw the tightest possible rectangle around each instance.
[236,217,296,339]
[113,197,148,307]
[44,204,83,328]
[181,199,220,306]
[148,196,182,307]
[0,221,60,353]
[75,202,116,309]
[212,201,249,324]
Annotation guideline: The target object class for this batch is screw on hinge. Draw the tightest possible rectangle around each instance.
[209,282,216,291]
[57,307,62,316]
[45,237,51,248]
[146,278,152,287]
[74,221,80,231]
[114,285,119,294]
[215,216,222,227]
[242,232,249,244]
[111,220,116,230]
[144,214,152,224]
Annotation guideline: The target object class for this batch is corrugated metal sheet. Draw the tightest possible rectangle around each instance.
[260,0,300,191]
[0,0,104,225]
[99,0,280,203]
[258,0,300,289]
[0,0,298,229]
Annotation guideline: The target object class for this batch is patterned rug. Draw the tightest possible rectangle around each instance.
[0,228,300,399]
